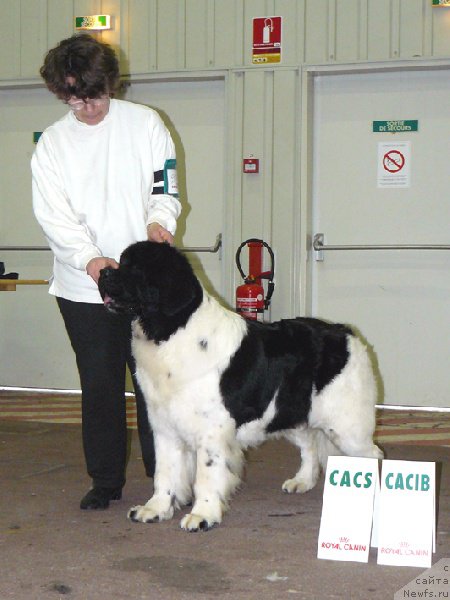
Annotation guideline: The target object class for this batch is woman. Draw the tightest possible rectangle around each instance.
[32,34,181,510]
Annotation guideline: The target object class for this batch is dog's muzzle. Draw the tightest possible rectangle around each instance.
[98,267,127,311]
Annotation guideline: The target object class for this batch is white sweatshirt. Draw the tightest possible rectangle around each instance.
[31,99,181,303]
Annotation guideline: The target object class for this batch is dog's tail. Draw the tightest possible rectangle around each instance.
[316,429,342,471]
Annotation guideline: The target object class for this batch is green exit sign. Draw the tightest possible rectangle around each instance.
[75,15,111,30]
[373,120,418,133]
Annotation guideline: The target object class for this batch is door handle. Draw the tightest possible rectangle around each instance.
[313,233,450,262]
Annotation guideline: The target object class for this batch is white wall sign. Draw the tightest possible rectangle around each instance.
[377,141,411,188]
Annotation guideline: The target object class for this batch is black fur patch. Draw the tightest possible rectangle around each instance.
[220,318,351,432]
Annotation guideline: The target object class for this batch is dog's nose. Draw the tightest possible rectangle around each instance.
[99,267,115,279]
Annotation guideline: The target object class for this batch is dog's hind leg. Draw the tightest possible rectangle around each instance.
[313,398,383,462]
[310,334,384,463]
[325,426,384,461]
[282,428,322,494]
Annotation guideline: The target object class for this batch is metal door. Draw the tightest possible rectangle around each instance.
[310,68,450,408]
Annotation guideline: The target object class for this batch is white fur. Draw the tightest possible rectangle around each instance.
[129,292,382,531]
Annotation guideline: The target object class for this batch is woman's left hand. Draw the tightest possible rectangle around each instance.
[147,223,174,245]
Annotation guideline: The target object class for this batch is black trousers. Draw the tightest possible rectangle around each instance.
[57,297,155,489]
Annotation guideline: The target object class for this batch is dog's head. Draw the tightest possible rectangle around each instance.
[98,241,203,342]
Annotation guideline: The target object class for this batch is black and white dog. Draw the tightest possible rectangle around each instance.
[99,241,383,531]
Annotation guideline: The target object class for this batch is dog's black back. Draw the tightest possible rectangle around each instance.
[220,318,352,430]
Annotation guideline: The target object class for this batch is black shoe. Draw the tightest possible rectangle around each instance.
[80,486,122,510]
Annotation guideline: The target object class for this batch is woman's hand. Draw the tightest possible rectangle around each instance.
[147,222,174,245]
[86,257,119,284]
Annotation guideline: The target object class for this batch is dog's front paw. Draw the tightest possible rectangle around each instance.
[180,513,219,532]
[128,503,174,524]
[282,477,316,494]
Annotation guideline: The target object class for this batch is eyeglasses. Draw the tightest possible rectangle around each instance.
[66,96,109,111]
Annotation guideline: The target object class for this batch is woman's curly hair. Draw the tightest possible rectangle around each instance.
[40,34,120,101]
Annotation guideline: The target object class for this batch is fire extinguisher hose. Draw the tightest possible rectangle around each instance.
[235,238,275,309]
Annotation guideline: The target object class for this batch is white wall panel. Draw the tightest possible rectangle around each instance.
[223,71,245,304]
[19,0,48,79]
[335,0,361,62]
[432,2,450,57]
[0,88,78,389]
[0,2,20,78]
[390,0,401,59]
[74,0,101,17]
[47,0,74,50]
[241,70,270,239]
[367,0,391,61]
[0,89,66,245]
[399,0,425,58]
[213,0,244,67]
[102,0,127,61]
[271,70,299,320]
[127,0,157,73]
[156,0,186,70]
[185,0,214,69]
[304,0,329,64]
[274,0,306,65]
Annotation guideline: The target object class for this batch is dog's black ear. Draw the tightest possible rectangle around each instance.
[159,247,203,317]
[135,241,202,319]
[137,284,160,313]
[161,279,199,317]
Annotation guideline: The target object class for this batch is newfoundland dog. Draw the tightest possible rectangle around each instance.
[98,241,382,531]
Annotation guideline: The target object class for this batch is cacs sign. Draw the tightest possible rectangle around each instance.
[329,469,374,489]
[318,456,379,563]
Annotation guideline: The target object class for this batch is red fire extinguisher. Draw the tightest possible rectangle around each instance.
[235,239,275,321]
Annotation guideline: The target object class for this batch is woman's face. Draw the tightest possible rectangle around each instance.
[65,76,110,126]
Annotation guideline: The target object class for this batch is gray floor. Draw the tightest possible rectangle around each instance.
[1,420,448,600]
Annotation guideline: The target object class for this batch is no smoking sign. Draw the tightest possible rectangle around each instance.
[377,142,411,188]
[383,150,405,173]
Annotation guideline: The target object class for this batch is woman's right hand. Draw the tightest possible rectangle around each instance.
[86,256,119,284]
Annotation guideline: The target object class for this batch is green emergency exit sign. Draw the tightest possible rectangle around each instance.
[373,120,418,133]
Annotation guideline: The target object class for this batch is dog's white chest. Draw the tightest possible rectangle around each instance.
[131,295,247,401]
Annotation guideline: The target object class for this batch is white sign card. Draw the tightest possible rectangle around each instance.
[370,472,381,548]
[377,141,411,188]
[377,460,435,568]
[318,456,379,563]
